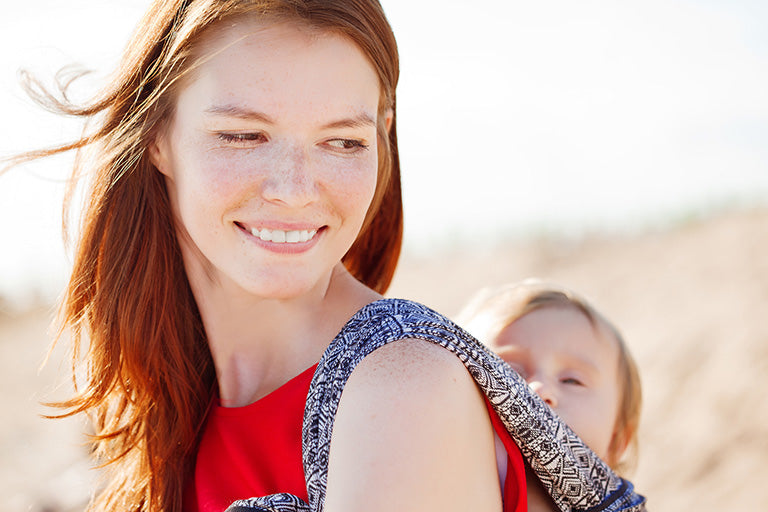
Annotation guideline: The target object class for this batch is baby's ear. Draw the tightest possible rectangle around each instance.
[608,425,636,474]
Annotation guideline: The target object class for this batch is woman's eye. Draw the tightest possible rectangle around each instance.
[218,132,267,144]
[325,138,369,152]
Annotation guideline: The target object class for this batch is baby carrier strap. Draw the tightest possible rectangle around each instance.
[227,299,647,512]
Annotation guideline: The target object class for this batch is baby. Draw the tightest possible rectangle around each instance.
[457,279,642,512]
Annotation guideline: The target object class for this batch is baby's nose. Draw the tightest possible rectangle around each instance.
[528,380,558,409]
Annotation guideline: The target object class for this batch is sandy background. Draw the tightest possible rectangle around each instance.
[1,207,766,511]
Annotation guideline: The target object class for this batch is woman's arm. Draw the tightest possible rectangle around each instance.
[324,338,504,512]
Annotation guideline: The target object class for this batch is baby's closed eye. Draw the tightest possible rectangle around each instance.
[560,376,585,386]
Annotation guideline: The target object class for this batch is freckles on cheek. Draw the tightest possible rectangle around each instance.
[191,152,254,198]
[340,171,377,215]
[328,153,378,201]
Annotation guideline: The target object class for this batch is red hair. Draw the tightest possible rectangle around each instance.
[13,1,402,510]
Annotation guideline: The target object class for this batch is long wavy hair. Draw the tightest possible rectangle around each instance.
[12,1,401,510]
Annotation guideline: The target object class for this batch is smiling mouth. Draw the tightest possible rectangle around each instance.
[246,226,319,243]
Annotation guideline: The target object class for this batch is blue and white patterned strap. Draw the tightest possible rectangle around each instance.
[228,299,647,512]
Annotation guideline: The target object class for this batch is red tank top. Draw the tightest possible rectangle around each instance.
[486,399,528,512]
[184,365,527,512]
[184,364,316,512]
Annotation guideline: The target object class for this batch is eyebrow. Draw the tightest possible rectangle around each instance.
[203,104,376,130]
[561,355,600,376]
[203,104,275,124]
[321,112,377,130]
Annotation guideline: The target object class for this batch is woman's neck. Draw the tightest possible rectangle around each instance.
[191,263,380,407]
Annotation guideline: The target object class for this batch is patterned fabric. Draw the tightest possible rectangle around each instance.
[228,299,647,512]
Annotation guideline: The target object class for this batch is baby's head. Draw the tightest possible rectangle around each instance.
[458,280,641,474]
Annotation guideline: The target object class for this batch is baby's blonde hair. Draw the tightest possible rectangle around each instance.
[457,279,642,475]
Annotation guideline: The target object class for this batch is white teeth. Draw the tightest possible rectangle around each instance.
[249,227,318,243]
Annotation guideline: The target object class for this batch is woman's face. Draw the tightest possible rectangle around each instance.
[151,19,382,299]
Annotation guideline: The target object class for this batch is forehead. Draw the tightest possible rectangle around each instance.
[194,16,338,62]
[492,306,620,368]
[177,18,381,116]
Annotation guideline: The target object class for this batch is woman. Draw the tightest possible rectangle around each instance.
[13,1,644,511]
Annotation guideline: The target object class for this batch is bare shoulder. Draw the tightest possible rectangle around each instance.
[349,336,473,389]
[335,338,483,422]
[324,338,503,512]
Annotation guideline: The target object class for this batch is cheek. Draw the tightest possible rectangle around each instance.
[175,147,255,207]
[161,162,240,252]
[346,170,378,217]
[553,390,611,448]
[579,389,622,458]
[318,152,378,216]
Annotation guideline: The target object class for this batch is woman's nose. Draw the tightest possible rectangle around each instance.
[261,144,318,208]
[528,379,558,409]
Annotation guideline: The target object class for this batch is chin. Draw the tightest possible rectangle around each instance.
[239,276,322,301]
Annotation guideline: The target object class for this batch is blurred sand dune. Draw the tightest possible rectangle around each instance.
[2,207,766,511]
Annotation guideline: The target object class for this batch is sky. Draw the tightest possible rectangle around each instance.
[1,0,767,304]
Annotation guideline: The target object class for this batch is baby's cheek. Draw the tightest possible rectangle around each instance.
[583,394,621,459]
